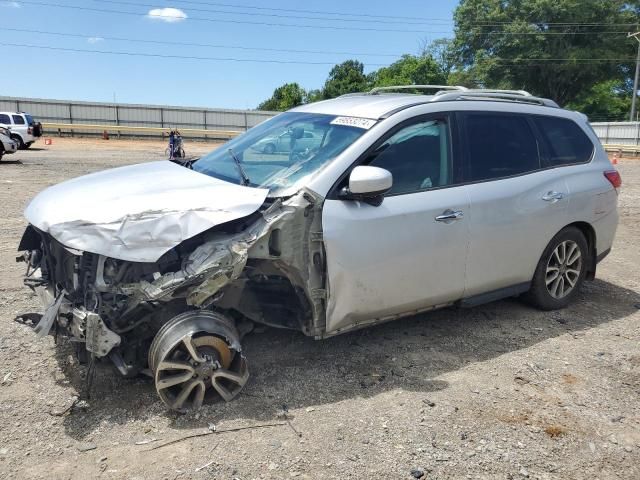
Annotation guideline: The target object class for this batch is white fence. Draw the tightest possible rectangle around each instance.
[2,96,639,147]
[591,122,640,146]
[0,96,278,139]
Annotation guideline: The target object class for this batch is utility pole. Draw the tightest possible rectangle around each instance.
[629,32,640,122]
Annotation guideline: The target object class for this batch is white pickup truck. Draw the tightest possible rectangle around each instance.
[0,111,43,149]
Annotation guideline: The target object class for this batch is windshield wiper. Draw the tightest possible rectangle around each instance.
[227,148,251,186]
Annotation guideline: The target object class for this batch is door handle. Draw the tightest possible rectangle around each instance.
[542,191,565,202]
[435,209,464,222]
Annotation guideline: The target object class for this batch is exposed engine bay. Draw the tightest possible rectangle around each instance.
[17,189,326,410]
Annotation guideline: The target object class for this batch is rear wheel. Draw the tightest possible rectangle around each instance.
[24,142,33,149]
[148,311,249,411]
[524,227,588,310]
[11,135,24,149]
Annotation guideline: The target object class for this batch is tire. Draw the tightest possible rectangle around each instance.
[263,143,276,154]
[523,226,589,310]
[24,142,33,149]
[11,135,24,150]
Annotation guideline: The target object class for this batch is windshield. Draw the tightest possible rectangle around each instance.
[193,112,371,195]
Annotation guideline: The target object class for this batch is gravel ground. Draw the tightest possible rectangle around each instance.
[0,138,639,480]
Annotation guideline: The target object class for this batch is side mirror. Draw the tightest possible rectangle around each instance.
[341,166,393,206]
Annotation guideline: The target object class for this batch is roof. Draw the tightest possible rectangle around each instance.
[291,88,560,119]
[291,94,434,120]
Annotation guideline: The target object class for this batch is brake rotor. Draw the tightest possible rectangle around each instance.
[192,335,232,370]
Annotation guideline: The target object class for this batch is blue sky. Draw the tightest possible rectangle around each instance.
[1,0,458,108]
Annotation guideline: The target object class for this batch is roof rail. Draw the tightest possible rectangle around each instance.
[369,85,467,95]
[435,88,532,97]
[432,91,559,108]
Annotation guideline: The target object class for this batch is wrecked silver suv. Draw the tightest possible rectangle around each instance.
[18,87,619,410]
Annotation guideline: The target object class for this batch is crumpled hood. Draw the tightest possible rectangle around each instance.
[25,161,269,262]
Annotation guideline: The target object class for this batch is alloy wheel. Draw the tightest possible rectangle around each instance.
[545,240,582,299]
[149,313,249,411]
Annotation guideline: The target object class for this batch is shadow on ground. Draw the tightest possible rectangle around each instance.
[51,278,639,439]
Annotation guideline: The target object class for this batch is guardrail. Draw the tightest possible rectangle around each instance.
[602,143,640,156]
[43,122,242,140]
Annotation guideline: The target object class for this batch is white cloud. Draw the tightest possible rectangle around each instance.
[87,37,104,44]
[2,1,21,8]
[146,7,187,23]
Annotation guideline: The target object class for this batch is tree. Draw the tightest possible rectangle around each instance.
[453,0,638,106]
[321,60,369,99]
[566,80,632,122]
[258,83,307,111]
[368,54,447,88]
[423,38,458,80]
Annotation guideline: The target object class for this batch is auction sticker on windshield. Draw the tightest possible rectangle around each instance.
[330,116,377,130]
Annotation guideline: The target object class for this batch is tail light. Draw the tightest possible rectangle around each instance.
[27,127,32,135]
[604,170,621,191]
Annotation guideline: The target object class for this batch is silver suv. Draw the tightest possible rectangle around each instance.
[17,86,619,411]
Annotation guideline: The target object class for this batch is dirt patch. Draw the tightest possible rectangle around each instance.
[561,374,580,385]
[0,139,639,479]
[544,425,568,438]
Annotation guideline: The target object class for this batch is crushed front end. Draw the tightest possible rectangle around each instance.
[17,188,326,410]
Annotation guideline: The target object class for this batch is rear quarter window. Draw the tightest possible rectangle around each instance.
[533,116,594,166]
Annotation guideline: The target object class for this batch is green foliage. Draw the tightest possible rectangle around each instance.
[368,54,447,88]
[423,38,458,79]
[258,0,638,119]
[257,82,307,111]
[566,80,632,122]
[453,0,637,106]
[321,60,369,99]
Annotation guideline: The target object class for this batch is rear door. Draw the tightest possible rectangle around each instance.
[460,111,570,297]
[322,114,470,333]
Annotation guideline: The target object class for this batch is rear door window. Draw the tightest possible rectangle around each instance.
[533,116,594,166]
[0,114,10,124]
[462,113,541,182]
[12,115,25,125]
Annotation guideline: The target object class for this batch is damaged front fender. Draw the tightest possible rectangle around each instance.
[115,197,297,310]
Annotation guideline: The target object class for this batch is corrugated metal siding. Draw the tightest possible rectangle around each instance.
[3,96,638,145]
[0,95,278,138]
[591,122,640,146]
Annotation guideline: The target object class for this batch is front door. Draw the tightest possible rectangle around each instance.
[322,115,470,334]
